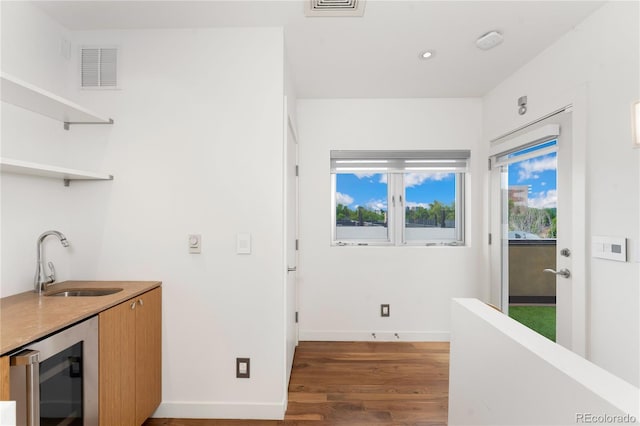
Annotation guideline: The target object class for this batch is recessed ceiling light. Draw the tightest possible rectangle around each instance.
[420,50,434,60]
[476,31,504,50]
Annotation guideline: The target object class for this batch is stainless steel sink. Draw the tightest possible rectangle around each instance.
[46,288,123,297]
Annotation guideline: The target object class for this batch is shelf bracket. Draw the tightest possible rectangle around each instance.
[63,118,114,131]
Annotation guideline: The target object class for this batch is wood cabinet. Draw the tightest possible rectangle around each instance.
[134,288,162,425]
[0,355,9,400]
[99,287,161,426]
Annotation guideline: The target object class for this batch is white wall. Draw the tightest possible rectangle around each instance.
[296,99,486,341]
[449,298,639,426]
[483,1,640,386]
[2,3,289,418]
[70,27,287,419]
[0,2,72,95]
[0,2,85,298]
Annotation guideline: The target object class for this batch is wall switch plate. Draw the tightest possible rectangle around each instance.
[381,304,390,317]
[237,233,251,254]
[236,357,250,378]
[592,236,627,262]
[188,234,201,254]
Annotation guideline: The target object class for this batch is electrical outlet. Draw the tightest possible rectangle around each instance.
[381,304,390,317]
[236,357,250,378]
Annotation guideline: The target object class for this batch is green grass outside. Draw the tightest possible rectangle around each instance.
[509,306,556,342]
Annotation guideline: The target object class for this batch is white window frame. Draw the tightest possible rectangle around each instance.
[330,150,469,247]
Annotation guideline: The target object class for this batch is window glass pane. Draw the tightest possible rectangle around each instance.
[404,172,458,242]
[507,146,557,240]
[335,173,388,241]
[504,140,557,160]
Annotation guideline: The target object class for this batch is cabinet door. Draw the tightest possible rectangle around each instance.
[99,299,136,426]
[135,287,162,424]
[0,355,9,400]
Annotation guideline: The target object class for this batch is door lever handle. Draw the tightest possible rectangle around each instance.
[287,266,297,272]
[543,268,571,279]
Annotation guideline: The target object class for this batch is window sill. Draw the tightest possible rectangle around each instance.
[332,242,466,247]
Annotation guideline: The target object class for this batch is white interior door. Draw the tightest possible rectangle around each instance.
[285,113,299,383]
[489,111,577,350]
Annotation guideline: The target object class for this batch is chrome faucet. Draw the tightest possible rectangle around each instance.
[34,230,69,294]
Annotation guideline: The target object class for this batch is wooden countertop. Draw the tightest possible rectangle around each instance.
[0,280,161,356]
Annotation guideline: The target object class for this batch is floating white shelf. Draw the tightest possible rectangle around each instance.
[0,158,113,186]
[0,72,114,130]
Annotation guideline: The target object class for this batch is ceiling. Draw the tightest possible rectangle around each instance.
[34,1,606,98]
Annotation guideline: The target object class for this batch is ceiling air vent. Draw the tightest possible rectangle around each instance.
[305,0,366,17]
[81,47,118,89]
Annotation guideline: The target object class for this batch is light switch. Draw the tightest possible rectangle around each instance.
[188,234,201,254]
[237,233,251,254]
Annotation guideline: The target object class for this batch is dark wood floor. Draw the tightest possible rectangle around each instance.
[144,341,449,425]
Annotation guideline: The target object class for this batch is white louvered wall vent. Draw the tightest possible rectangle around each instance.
[305,0,366,17]
[81,47,118,89]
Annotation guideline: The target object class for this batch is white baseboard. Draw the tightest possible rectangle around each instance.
[298,330,450,342]
[152,400,285,420]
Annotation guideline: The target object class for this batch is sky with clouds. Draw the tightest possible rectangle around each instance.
[335,172,456,211]
[335,147,557,212]
[508,152,557,209]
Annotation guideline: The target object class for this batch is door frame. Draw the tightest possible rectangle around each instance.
[283,96,300,388]
[287,114,300,346]
[487,85,587,357]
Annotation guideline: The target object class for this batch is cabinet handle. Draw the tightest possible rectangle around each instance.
[131,302,136,310]
[10,350,40,426]
[138,299,144,307]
